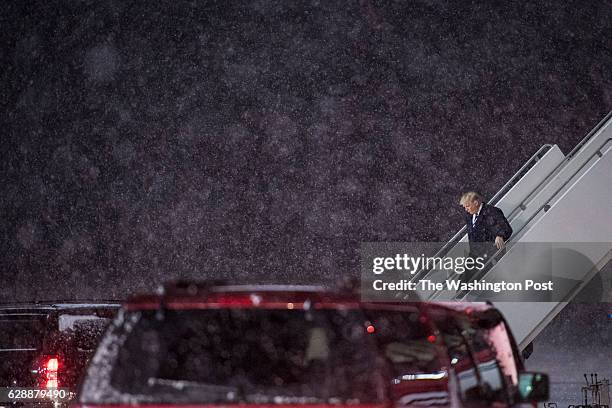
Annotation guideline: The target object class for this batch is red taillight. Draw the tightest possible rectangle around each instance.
[42,356,59,389]
[46,358,59,371]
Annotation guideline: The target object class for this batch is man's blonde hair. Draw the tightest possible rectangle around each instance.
[459,191,483,206]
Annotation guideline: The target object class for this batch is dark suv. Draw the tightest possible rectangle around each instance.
[75,283,547,408]
[0,302,119,406]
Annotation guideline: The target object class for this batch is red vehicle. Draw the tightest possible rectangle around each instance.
[74,282,547,408]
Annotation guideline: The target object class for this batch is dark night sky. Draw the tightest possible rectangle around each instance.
[1,1,611,301]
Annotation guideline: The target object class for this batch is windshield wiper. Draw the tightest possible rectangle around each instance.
[147,378,240,396]
[243,394,330,404]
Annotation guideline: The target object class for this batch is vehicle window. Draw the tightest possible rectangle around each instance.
[428,310,508,406]
[0,317,45,350]
[70,318,111,351]
[433,314,482,402]
[46,315,111,355]
[364,310,442,375]
[363,309,449,407]
[81,308,388,404]
[0,316,47,388]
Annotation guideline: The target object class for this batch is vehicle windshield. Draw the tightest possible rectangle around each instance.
[80,306,446,405]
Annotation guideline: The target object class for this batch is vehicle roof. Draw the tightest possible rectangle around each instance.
[123,282,488,314]
[126,285,364,310]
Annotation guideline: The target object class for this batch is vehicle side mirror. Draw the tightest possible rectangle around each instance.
[518,372,549,402]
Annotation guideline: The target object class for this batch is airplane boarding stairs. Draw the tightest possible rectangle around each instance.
[410,111,612,350]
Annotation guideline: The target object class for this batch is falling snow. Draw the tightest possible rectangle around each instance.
[1,2,611,402]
